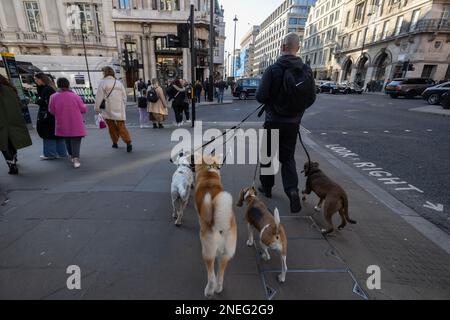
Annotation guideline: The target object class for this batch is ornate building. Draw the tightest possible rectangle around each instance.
[301,0,345,80]
[335,0,450,88]
[0,0,225,89]
[239,26,260,78]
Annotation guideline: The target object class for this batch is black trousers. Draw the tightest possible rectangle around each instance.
[260,122,299,195]
[1,139,17,165]
[65,137,82,158]
[182,102,190,121]
[173,102,183,124]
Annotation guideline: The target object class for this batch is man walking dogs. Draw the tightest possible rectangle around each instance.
[256,33,316,213]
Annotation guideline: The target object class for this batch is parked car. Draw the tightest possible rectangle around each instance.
[385,78,435,99]
[232,77,261,100]
[315,80,329,93]
[421,81,450,105]
[441,91,450,110]
[319,81,337,93]
[338,82,364,94]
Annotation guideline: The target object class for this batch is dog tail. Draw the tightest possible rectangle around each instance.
[202,193,214,228]
[342,194,357,224]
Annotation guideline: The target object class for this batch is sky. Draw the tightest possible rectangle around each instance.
[221,0,282,54]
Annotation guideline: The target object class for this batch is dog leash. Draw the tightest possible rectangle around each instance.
[194,103,265,154]
[297,110,313,175]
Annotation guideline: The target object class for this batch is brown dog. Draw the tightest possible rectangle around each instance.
[194,154,237,298]
[237,186,288,283]
[301,162,356,234]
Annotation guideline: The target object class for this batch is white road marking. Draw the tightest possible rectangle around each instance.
[363,131,369,134]
[423,202,444,212]
[321,133,327,135]
[405,130,411,132]
[426,129,433,132]
[384,130,390,133]
[342,132,348,135]
[326,145,425,194]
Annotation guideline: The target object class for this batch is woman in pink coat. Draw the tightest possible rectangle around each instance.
[49,78,87,169]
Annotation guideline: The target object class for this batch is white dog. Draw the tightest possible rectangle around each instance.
[170,152,195,226]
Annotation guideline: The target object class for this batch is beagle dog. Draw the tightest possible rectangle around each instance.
[237,186,288,283]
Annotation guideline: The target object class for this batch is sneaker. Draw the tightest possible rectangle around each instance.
[153,123,158,129]
[158,123,164,129]
[73,159,81,169]
[112,144,119,149]
[257,185,272,199]
[127,144,133,153]
[40,155,57,160]
[8,164,19,175]
[288,190,302,213]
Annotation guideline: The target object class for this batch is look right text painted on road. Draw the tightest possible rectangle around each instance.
[325,144,445,214]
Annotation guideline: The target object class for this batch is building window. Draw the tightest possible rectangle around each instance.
[345,11,350,27]
[118,0,131,9]
[354,2,365,22]
[394,16,403,35]
[356,30,361,46]
[160,0,180,11]
[24,1,42,32]
[372,24,378,41]
[410,10,420,31]
[335,10,339,20]
[421,65,436,78]
[381,20,389,39]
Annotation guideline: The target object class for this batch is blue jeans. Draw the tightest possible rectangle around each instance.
[43,139,68,158]
[217,91,224,104]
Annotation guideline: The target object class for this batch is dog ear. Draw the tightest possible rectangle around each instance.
[251,186,257,196]
[236,188,246,207]
[274,207,280,227]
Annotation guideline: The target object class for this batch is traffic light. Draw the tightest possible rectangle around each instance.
[122,49,130,69]
[177,24,190,48]
[167,34,181,48]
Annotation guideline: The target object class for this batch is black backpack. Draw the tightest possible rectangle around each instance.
[273,63,316,117]
[147,87,159,103]
[166,85,177,101]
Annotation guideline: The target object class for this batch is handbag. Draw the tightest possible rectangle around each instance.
[99,79,116,110]
[95,114,107,129]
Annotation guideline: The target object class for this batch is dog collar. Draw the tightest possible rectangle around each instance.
[260,224,271,239]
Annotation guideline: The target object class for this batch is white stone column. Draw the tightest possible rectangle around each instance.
[149,36,157,79]
[143,35,150,81]
[180,0,185,11]
[350,66,358,83]
[365,66,375,85]
[183,48,189,80]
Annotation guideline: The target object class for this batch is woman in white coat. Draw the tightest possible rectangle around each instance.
[95,67,133,153]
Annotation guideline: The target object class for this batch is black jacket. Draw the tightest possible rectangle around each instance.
[256,55,305,124]
[36,85,58,140]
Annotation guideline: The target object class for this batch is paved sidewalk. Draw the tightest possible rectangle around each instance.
[0,124,449,300]
[410,105,450,117]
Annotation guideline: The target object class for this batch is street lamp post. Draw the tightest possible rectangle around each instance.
[232,15,238,79]
[190,0,196,127]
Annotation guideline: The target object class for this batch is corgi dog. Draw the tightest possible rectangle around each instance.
[170,152,195,226]
[237,186,288,283]
[194,154,237,298]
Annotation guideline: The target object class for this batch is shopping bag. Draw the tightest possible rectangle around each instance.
[95,114,107,129]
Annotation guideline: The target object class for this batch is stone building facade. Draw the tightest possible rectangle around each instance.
[301,0,345,80]
[254,0,317,76]
[238,25,260,78]
[0,0,225,89]
[335,0,450,88]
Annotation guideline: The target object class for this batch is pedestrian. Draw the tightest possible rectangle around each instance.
[203,79,209,101]
[194,80,203,103]
[95,66,133,153]
[0,75,32,175]
[48,77,87,169]
[34,73,68,160]
[256,33,316,213]
[216,79,227,104]
[138,89,149,128]
[171,79,186,127]
[183,80,191,122]
[148,78,169,129]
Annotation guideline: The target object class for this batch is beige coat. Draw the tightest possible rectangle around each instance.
[95,76,128,121]
[148,86,169,116]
